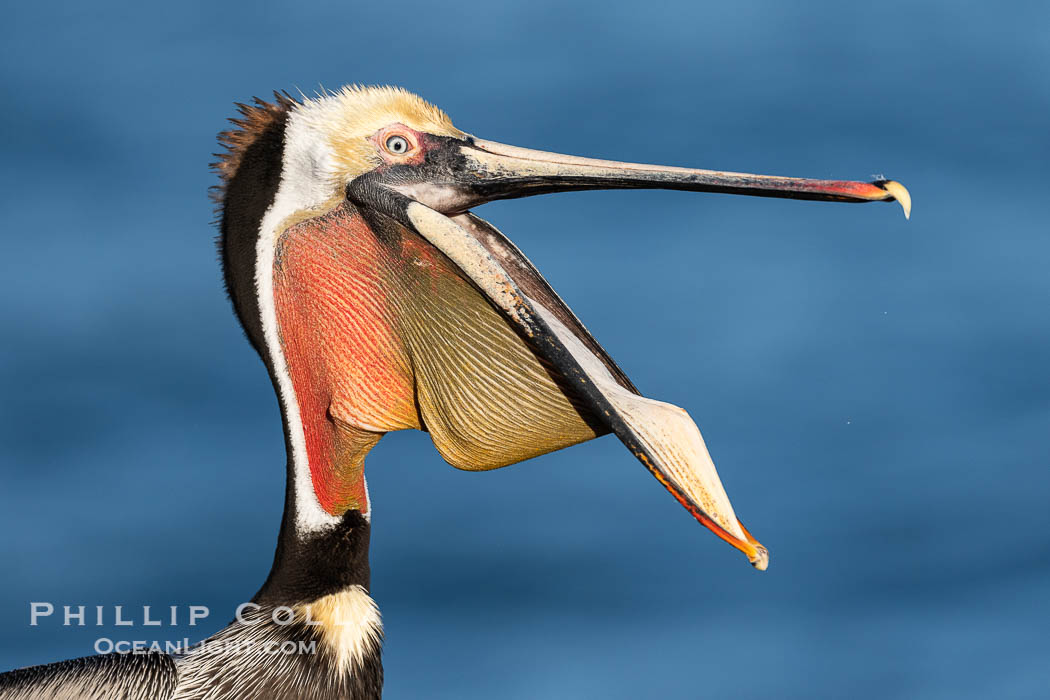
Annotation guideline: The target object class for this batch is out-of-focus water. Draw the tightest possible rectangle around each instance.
[1,2,1047,697]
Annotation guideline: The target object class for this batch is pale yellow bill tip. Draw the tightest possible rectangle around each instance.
[881,180,911,220]
[749,546,770,571]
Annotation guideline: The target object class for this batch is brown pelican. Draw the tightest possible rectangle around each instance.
[0,86,909,699]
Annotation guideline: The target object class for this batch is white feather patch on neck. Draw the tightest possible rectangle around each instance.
[299,585,383,676]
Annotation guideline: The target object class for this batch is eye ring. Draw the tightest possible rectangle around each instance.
[384,134,411,155]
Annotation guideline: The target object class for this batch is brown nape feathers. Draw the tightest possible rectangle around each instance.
[210,90,297,208]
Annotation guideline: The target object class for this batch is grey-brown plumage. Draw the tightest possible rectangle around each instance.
[170,599,382,700]
[0,652,177,699]
[0,513,382,700]
[0,617,381,700]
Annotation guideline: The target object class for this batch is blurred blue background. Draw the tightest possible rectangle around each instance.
[1,1,1047,698]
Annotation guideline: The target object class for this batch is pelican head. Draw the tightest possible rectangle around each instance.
[214,86,909,572]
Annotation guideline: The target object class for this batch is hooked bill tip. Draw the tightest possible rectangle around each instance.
[749,546,770,571]
[879,180,912,220]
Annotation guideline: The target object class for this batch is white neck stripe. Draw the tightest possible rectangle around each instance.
[254,106,343,534]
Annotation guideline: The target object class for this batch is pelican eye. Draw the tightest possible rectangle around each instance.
[385,135,411,155]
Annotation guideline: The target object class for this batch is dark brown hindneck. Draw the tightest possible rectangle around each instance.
[214,95,294,359]
[254,505,372,607]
